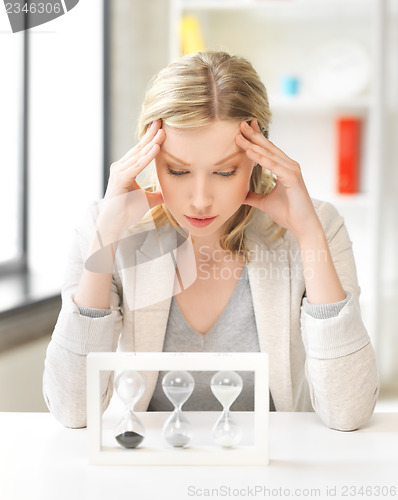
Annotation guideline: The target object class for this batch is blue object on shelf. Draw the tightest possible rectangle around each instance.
[280,76,300,96]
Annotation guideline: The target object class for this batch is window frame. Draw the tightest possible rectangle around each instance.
[1,2,110,277]
[0,26,28,276]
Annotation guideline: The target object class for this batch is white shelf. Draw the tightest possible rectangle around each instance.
[321,193,371,209]
[178,0,374,18]
[269,95,371,115]
[179,0,253,8]
[179,0,372,9]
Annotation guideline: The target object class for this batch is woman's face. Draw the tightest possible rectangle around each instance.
[155,120,254,242]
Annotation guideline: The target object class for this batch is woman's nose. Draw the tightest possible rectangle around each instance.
[189,177,213,212]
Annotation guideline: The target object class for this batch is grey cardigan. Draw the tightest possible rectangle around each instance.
[42,199,379,431]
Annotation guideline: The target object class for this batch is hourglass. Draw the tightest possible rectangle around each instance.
[162,370,195,447]
[114,370,146,449]
[210,371,243,448]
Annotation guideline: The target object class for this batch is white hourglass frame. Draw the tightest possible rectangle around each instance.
[87,352,269,466]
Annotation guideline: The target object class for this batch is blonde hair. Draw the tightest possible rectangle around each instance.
[138,50,282,261]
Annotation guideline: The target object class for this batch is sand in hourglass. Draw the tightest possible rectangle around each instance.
[211,385,242,409]
[114,371,146,449]
[162,371,195,447]
[211,371,243,448]
[115,431,144,448]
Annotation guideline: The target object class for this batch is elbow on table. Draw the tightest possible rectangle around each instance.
[58,414,87,429]
[45,406,88,429]
[42,384,113,430]
[42,385,87,429]
[328,415,369,432]
[326,387,379,432]
[44,394,88,429]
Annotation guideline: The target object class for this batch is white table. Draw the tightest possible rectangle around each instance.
[0,411,397,500]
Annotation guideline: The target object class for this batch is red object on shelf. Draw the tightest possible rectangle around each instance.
[336,117,361,194]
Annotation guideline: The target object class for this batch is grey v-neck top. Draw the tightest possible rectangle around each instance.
[147,266,275,412]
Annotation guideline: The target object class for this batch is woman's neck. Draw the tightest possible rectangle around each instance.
[191,233,222,259]
[191,236,245,268]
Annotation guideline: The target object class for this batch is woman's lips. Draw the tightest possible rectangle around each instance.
[184,215,217,228]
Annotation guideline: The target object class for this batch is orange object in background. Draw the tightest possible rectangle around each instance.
[336,117,361,194]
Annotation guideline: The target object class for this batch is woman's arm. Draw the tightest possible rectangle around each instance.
[43,121,166,428]
[42,203,123,428]
[300,202,379,430]
[73,119,165,310]
[237,120,347,304]
[296,222,346,305]
[237,123,379,430]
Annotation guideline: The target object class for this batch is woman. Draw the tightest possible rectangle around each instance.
[43,51,379,431]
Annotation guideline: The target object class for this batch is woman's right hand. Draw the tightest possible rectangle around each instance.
[97,120,166,242]
[105,120,165,202]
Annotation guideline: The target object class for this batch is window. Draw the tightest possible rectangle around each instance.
[0,2,105,313]
[0,30,26,272]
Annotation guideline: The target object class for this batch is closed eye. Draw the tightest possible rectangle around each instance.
[216,169,236,177]
[167,168,189,176]
[166,167,237,177]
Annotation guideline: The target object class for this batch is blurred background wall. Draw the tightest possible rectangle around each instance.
[0,0,397,412]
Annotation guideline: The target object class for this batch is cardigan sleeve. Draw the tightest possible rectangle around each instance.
[42,202,123,428]
[300,200,379,431]
[302,294,349,319]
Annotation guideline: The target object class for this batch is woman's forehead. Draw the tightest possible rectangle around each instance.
[160,120,242,163]
[163,120,239,148]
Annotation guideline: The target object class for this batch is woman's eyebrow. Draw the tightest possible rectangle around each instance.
[162,150,243,167]
[214,151,243,166]
[163,151,190,166]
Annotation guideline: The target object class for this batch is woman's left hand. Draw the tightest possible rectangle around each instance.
[236,120,322,241]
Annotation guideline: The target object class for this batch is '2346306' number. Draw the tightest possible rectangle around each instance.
[5,2,62,14]
[341,485,397,497]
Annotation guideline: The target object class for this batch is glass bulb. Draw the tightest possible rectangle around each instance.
[113,370,146,449]
[210,371,243,448]
[162,370,195,447]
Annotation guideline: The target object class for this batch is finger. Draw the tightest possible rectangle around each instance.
[140,120,163,152]
[141,119,162,146]
[237,133,296,176]
[119,120,162,163]
[240,121,293,163]
[236,134,272,160]
[245,148,301,187]
[245,148,283,175]
[134,142,161,174]
[239,122,277,158]
[236,134,276,165]
[122,142,161,183]
[119,129,165,172]
[251,119,262,133]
